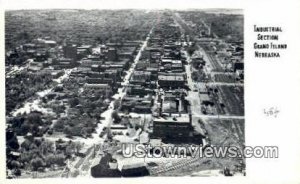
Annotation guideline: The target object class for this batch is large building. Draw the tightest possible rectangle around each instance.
[91,154,149,177]
[121,163,149,177]
[107,47,118,61]
[130,71,151,85]
[152,114,192,141]
[63,44,77,60]
[91,154,121,177]
[158,75,185,88]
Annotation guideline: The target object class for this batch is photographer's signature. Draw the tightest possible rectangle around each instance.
[263,107,280,118]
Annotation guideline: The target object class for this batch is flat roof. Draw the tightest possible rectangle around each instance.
[171,60,182,64]
[200,93,210,102]
[162,101,177,111]
[122,163,146,170]
[133,71,151,75]
[154,114,190,124]
[85,83,110,87]
[158,75,184,81]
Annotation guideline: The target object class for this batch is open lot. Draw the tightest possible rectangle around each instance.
[204,118,244,147]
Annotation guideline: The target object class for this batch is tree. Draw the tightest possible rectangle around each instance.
[113,99,121,110]
[74,142,83,153]
[7,135,20,150]
[45,154,55,166]
[63,126,72,136]
[33,138,42,147]
[65,144,75,158]
[14,169,21,176]
[30,157,45,171]
[40,140,54,155]
[10,160,21,169]
[187,47,196,56]
[135,124,140,131]
[19,151,32,166]
[45,154,65,166]
[69,97,79,108]
[26,113,43,126]
[112,111,121,124]
[19,123,31,135]
[192,59,201,69]
[21,139,32,151]
[53,119,65,132]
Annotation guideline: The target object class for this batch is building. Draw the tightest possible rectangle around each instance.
[104,69,121,81]
[152,114,192,140]
[127,86,152,97]
[77,45,92,59]
[28,61,43,71]
[107,47,118,61]
[91,154,149,177]
[233,62,244,72]
[121,163,150,177]
[52,58,76,69]
[84,83,112,93]
[63,44,77,60]
[34,38,57,48]
[130,71,151,85]
[120,96,153,113]
[80,59,103,67]
[162,101,178,113]
[91,154,122,177]
[158,75,185,88]
[86,77,114,85]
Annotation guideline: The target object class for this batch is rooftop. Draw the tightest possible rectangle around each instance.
[158,75,184,81]
[154,114,190,124]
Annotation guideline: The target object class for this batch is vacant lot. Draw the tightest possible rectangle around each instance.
[204,118,244,147]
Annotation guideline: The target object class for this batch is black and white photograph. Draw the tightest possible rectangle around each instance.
[5,8,244,178]
[1,0,300,183]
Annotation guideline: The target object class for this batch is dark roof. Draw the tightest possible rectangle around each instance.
[121,163,149,177]
[91,153,122,178]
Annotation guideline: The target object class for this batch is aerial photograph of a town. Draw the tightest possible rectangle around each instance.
[5,9,244,178]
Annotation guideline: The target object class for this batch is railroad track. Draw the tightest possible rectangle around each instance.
[149,157,202,175]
